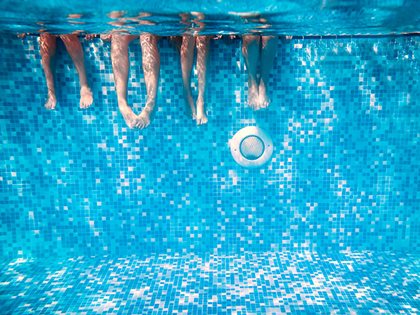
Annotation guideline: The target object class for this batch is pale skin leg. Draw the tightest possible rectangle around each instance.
[242,35,260,109]
[180,35,196,119]
[40,33,57,110]
[195,36,210,125]
[111,34,138,128]
[136,34,160,129]
[60,34,93,109]
[259,36,278,108]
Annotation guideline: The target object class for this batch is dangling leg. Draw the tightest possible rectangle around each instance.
[242,35,260,109]
[136,34,160,129]
[195,36,210,125]
[180,35,196,120]
[60,34,93,109]
[259,36,278,109]
[40,33,57,110]
[111,34,137,128]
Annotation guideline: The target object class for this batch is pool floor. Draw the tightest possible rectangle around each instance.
[0,251,419,314]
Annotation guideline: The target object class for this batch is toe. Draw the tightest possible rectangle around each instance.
[262,100,270,108]
[136,118,144,129]
[127,119,136,129]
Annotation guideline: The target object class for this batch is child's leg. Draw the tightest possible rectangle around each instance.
[60,34,93,109]
[242,35,260,109]
[111,34,137,128]
[195,36,210,125]
[137,34,160,129]
[259,36,278,108]
[180,35,196,119]
[40,33,57,109]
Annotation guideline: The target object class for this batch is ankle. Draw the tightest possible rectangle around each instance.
[118,101,129,109]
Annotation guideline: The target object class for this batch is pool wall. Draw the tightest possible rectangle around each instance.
[0,34,419,259]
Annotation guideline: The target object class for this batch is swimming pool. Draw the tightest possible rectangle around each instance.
[0,1,419,314]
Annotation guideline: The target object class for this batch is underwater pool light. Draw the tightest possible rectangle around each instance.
[229,126,273,168]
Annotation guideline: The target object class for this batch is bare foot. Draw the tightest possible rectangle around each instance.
[80,86,93,109]
[258,81,270,109]
[247,81,259,109]
[196,98,208,125]
[135,105,153,129]
[119,103,137,128]
[44,92,57,110]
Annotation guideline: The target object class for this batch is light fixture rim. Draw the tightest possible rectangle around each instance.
[230,126,273,168]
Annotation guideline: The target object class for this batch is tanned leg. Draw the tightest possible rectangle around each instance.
[259,36,278,108]
[195,36,210,125]
[136,34,160,129]
[40,33,57,110]
[111,34,137,128]
[60,34,93,109]
[180,35,196,120]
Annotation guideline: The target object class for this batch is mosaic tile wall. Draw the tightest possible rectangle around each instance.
[1,251,419,314]
[0,34,419,259]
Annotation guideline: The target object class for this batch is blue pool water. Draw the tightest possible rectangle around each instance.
[0,0,419,35]
[0,1,420,314]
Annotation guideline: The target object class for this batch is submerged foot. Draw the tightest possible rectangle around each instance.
[196,98,208,125]
[119,103,137,128]
[44,92,57,110]
[135,103,154,129]
[80,86,93,109]
[247,82,259,110]
[257,81,270,109]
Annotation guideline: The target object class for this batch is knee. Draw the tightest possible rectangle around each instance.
[140,33,152,41]
[40,35,56,58]
[61,35,80,49]
[261,36,278,49]
[196,36,209,49]
[243,35,259,46]
[141,34,158,47]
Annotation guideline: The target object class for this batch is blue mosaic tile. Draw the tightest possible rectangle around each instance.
[0,251,419,314]
[0,34,419,260]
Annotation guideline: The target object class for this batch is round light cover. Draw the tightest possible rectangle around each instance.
[229,126,273,167]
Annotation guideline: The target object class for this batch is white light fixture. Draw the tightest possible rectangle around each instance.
[229,126,273,168]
